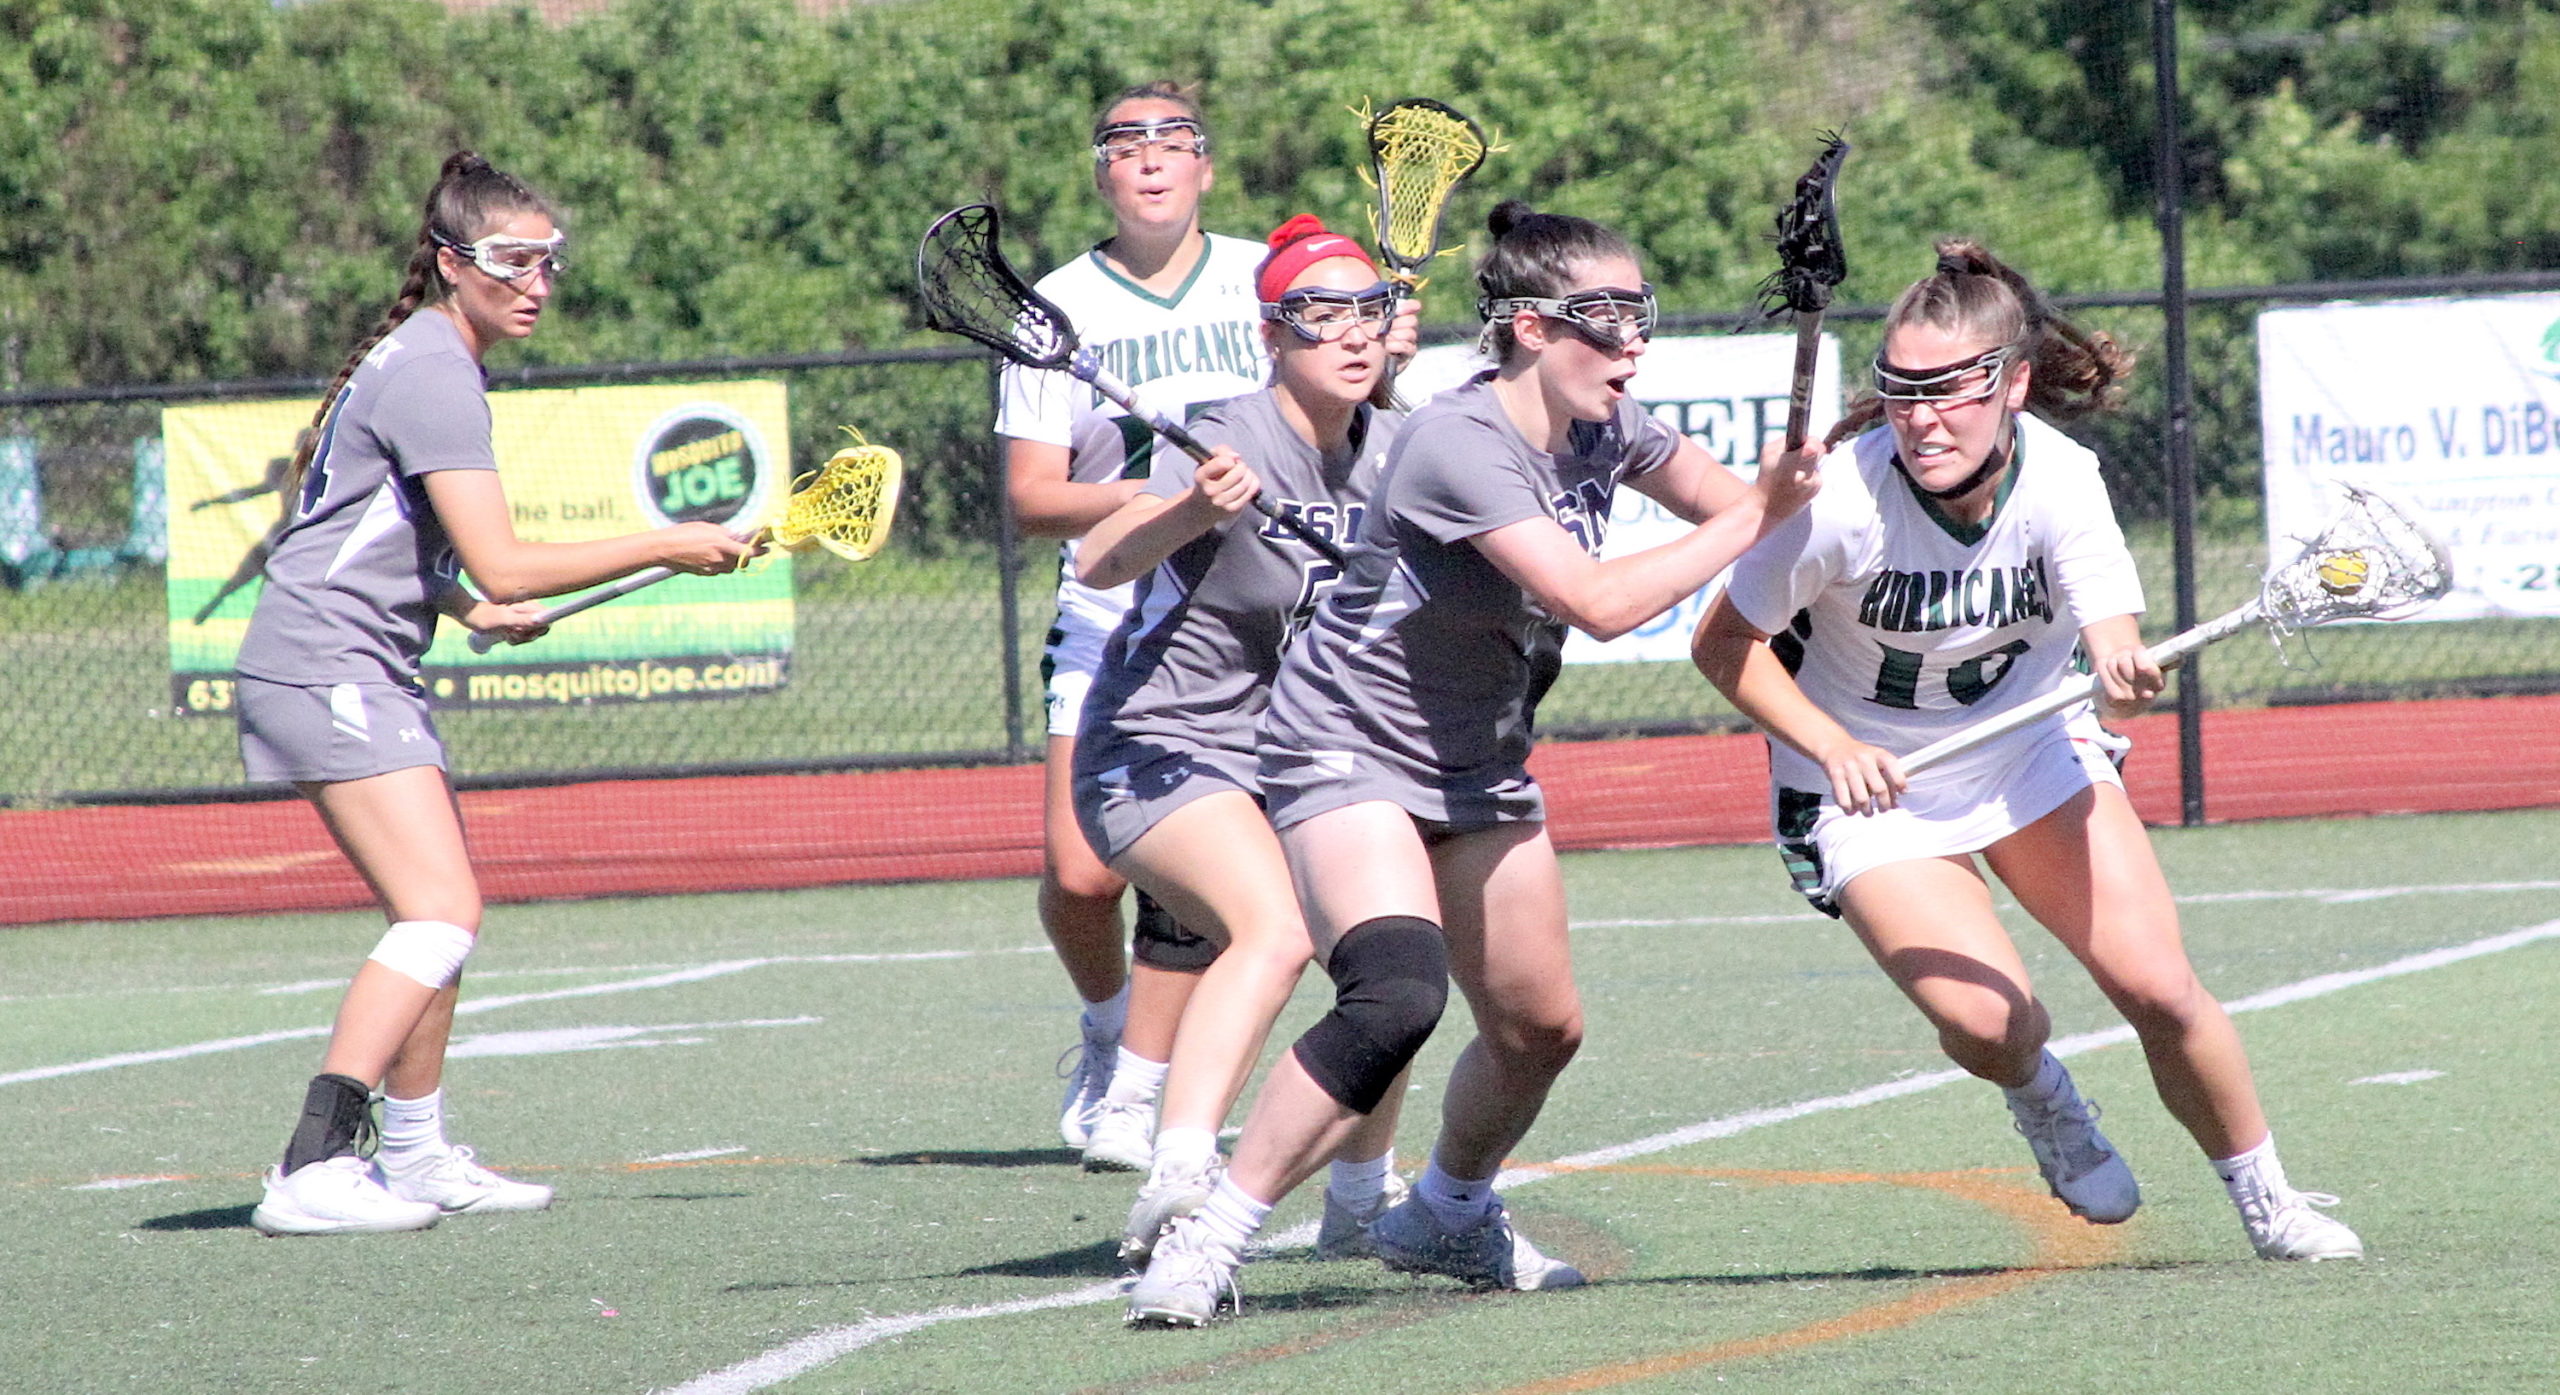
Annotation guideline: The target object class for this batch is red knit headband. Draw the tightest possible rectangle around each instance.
[1256,214,1379,302]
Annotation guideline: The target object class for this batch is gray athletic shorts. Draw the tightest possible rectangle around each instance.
[1257,745,1546,834]
[1073,743,1261,866]
[237,676,448,784]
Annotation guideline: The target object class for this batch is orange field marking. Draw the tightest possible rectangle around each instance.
[1481,1163,2128,1395]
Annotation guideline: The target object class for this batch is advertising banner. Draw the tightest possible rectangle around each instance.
[1400,332,1840,663]
[165,380,795,714]
[2258,294,2560,621]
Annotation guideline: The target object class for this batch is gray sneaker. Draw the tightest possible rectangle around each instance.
[1368,1195,1584,1291]
[1125,1215,1242,1327]
[2007,1088,2141,1224]
[1313,1170,1410,1260]
[1120,1160,1218,1263]
[1056,1022,1118,1148]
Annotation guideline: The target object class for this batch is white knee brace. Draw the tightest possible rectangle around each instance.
[367,919,476,990]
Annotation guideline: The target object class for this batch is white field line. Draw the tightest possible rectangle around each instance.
[0,880,2543,1090]
[0,950,1045,1089]
[654,914,2560,1395]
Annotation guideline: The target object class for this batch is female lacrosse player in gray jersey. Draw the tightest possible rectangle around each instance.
[1072,216,1412,1272]
[1693,240,2360,1262]
[1127,200,1821,1325]
[235,153,749,1236]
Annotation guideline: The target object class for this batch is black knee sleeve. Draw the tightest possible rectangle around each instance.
[280,1072,374,1176]
[1130,888,1221,972]
[1291,915,1449,1114]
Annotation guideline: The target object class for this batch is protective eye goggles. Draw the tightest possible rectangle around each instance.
[434,230,567,283]
[1873,344,2016,406]
[1261,282,1397,343]
[1092,119,1209,165]
[1483,284,1659,350]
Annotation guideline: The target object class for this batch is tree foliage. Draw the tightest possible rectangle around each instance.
[3,0,2552,536]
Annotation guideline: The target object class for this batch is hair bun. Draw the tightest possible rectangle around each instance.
[1487,199,1538,240]
[1266,213,1330,251]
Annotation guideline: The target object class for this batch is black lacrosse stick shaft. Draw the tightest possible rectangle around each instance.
[914,203,1349,570]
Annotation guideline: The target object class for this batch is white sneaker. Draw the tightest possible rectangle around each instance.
[1368,1196,1584,1291]
[1125,1215,1242,1327]
[2008,1090,2141,1224]
[250,1156,442,1236]
[1314,1170,1410,1261]
[376,1144,554,1214]
[2236,1183,2365,1261]
[1083,1097,1154,1174]
[1056,1022,1118,1149]
[1121,1160,1219,1263]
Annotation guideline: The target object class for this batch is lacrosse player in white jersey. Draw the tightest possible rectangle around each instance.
[1693,239,2362,1263]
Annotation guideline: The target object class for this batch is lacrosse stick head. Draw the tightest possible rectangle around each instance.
[2260,484,2452,636]
[1755,133,1851,318]
[766,428,902,563]
[1363,97,1490,290]
[916,203,1079,370]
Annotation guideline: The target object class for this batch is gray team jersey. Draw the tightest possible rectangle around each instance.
[1076,390,1400,779]
[1258,375,1679,827]
[235,311,498,689]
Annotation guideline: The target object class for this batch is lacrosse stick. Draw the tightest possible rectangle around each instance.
[468,428,900,652]
[915,202,1348,569]
[1899,484,2452,774]
[1754,133,1851,452]
[1361,97,1492,298]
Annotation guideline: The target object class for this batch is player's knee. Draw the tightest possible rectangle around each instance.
[1290,916,1449,1114]
[1492,1008,1584,1075]
[367,919,476,990]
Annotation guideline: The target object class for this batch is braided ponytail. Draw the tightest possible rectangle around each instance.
[279,152,555,507]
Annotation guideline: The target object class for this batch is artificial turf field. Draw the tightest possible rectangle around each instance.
[4,807,2556,1394]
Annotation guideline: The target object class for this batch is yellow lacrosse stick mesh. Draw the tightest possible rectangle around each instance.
[758,428,901,565]
[1357,97,1497,293]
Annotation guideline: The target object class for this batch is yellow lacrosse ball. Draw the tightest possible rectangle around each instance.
[2316,551,2369,596]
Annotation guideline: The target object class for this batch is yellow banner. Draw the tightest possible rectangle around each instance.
[164,380,795,713]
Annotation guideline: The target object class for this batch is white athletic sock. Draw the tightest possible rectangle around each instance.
[1150,1126,1220,1184]
[2212,1132,2285,1196]
[2002,1050,2071,1108]
[1080,985,1130,1041]
[1326,1148,1394,1210]
[1416,1155,1496,1231]
[1193,1174,1271,1256]
[1104,1046,1167,1105]
[376,1088,447,1161]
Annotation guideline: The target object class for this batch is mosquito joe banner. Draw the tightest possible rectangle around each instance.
[1401,332,1840,663]
[2259,294,2560,622]
[164,380,794,714]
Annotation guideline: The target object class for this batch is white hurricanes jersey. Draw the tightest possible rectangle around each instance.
[1723,413,2145,792]
[993,232,1270,639]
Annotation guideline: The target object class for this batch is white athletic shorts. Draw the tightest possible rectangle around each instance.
[1776,711,2128,916]
[237,676,448,784]
[1041,619,1108,738]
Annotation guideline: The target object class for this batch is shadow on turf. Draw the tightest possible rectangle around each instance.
[136,1204,259,1231]
[855,1147,1082,1169]
[724,1237,1129,1292]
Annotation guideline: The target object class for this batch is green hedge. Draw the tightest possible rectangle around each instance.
[5,0,2553,542]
